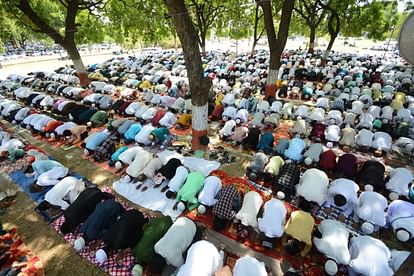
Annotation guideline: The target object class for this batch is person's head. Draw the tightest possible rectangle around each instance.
[298,197,312,212]
[361,221,374,234]
[285,239,301,256]
[80,142,86,149]
[334,194,347,207]
[60,221,75,234]
[396,228,411,242]
[62,130,72,137]
[137,174,147,182]
[324,259,338,275]
[165,190,176,199]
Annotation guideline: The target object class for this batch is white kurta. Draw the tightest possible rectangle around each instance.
[198,176,222,206]
[134,124,155,145]
[235,191,263,227]
[168,166,189,192]
[37,166,69,187]
[219,120,236,137]
[385,168,413,196]
[233,256,267,276]
[125,149,153,178]
[154,217,197,267]
[355,191,387,227]
[176,240,222,276]
[356,129,374,147]
[348,236,393,276]
[44,176,85,210]
[258,198,287,238]
[296,168,329,205]
[313,219,350,265]
[324,178,359,217]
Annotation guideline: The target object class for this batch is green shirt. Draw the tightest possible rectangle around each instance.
[90,111,108,126]
[132,216,173,264]
[176,171,205,210]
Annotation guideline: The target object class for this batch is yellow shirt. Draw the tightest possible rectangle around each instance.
[284,210,315,245]
[391,99,404,111]
[395,92,406,102]
[215,94,224,106]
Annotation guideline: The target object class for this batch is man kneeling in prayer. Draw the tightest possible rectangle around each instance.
[173,171,205,212]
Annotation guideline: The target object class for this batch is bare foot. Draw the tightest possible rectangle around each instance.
[153,184,161,189]
[141,186,148,192]
[161,186,168,193]
[136,184,143,190]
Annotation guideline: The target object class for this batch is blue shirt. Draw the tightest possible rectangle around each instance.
[32,160,64,176]
[111,146,128,162]
[284,138,306,161]
[85,132,108,150]
[124,124,142,141]
[257,132,274,153]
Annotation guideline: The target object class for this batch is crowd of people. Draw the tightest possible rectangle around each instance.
[1,48,414,275]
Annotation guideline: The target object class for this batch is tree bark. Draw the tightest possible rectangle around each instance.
[64,41,90,86]
[260,0,295,99]
[321,10,340,66]
[164,0,212,151]
[308,25,316,54]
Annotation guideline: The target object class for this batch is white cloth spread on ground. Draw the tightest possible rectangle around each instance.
[113,178,183,218]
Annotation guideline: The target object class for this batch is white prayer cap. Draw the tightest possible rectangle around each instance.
[83,149,89,156]
[364,184,374,192]
[361,221,374,234]
[326,142,333,148]
[276,191,285,200]
[91,103,96,108]
[115,161,122,169]
[389,192,399,201]
[74,237,85,252]
[68,114,74,121]
[12,120,17,125]
[123,175,131,183]
[235,118,241,124]
[406,144,414,151]
[197,204,207,215]
[222,115,228,121]
[177,202,186,212]
[132,264,143,276]
[285,159,292,164]
[43,106,48,111]
[396,229,410,242]
[87,122,92,127]
[110,110,115,114]
[95,249,108,264]
[382,119,388,124]
[304,157,312,166]
[80,100,84,104]
[324,259,338,275]
[50,133,56,139]
[26,125,31,130]
[45,133,50,138]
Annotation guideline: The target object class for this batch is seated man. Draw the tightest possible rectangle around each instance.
[95,209,148,264]
[290,116,309,137]
[44,176,86,210]
[348,236,393,276]
[159,110,177,128]
[36,166,69,187]
[264,155,285,176]
[114,146,143,173]
[155,158,183,185]
[339,124,356,150]
[258,198,287,248]
[372,131,392,153]
[154,217,197,267]
[242,126,260,149]
[303,143,324,165]
[296,168,329,206]
[324,178,359,218]
[313,219,351,276]
[175,113,192,129]
[73,199,124,251]
[176,240,223,276]
[273,162,300,201]
[354,189,388,234]
[386,200,414,242]
[235,191,263,228]
[132,216,173,274]
[88,110,108,127]
[173,171,205,211]
[282,199,315,257]
[309,121,326,142]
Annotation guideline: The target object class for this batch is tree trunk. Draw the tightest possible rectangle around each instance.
[308,26,316,54]
[260,0,294,99]
[321,33,337,65]
[164,0,212,151]
[200,36,206,56]
[64,42,90,87]
[251,2,260,58]
[321,10,340,66]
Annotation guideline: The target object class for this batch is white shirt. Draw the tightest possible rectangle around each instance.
[350,100,364,114]
[316,97,329,109]
[372,132,392,151]
[313,219,350,264]
[356,129,374,147]
[222,106,237,120]
[37,166,69,187]
[135,124,155,145]
[325,125,341,142]
[54,122,77,136]
[296,168,329,205]
[355,191,387,227]
[257,100,270,113]
[159,112,177,128]
[258,199,286,238]
[125,102,140,115]
[44,176,85,210]
[141,107,157,120]
[386,168,413,197]
[357,113,374,129]
[382,106,394,120]
[309,107,325,122]
[168,166,188,192]
[222,93,235,106]
[282,102,294,118]
[154,217,197,267]
[303,143,324,162]
[198,176,222,206]
[343,112,357,127]
[233,256,267,276]
[324,178,359,217]
[235,191,263,227]
[270,101,282,113]
[176,240,222,276]
[236,109,249,123]
[389,250,410,272]
[126,149,153,178]
[326,110,343,125]
[369,105,381,119]
[135,105,148,118]
[348,236,393,276]
[294,105,309,118]
[219,119,236,137]
[118,146,143,164]
[251,112,265,127]
[14,107,30,121]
